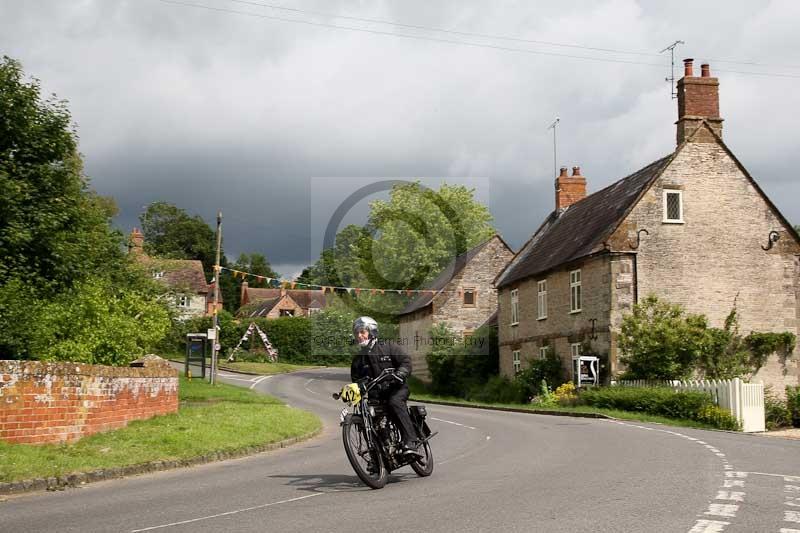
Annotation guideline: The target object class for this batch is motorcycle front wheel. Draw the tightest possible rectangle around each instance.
[410,440,434,477]
[342,418,388,489]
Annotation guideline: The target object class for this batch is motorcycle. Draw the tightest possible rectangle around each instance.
[332,368,436,489]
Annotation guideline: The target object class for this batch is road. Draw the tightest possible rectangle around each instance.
[2,367,799,532]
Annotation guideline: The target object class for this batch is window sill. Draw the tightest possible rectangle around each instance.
[569,309,582,314]
[662,219,685,224]
[537,316,547,321]
[510,322,519,327]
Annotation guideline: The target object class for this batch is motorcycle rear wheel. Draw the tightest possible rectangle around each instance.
[342,419,388,489]
[409,440,434,477]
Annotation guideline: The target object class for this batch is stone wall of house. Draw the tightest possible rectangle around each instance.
[0,356,178,445]
[266,295,305,318]
[611,139,800,392]
[177,294,207,320]
[400,236,514,382]
[498,255,612,381]
[398,308,434,381]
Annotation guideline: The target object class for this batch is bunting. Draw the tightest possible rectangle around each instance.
[218,266,474,296]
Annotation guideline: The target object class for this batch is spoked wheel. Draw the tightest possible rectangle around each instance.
[342,419,388,489]
[409,440,434,477]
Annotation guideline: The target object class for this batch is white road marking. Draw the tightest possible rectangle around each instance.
[705,504,738,518]
[130,493,323,532]
[723,480,745,488]
[715,491,745,502]
[786,510,800,523]
[780,528,800,533]
[725,472,748,478]
[304,378,321,395]
[787,486,800,493]
[786,496,800,508]
[249,375,271,390]
[430,417,476,430]
[689,519,729,532]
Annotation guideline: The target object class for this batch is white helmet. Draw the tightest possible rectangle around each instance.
[352,316,379,340]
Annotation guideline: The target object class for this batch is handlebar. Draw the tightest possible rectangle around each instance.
[333,368,404,399]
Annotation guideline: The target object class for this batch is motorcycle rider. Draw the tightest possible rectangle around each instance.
[350,316,421,457]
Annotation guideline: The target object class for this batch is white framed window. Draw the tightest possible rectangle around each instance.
[308,307,321,315]
[570,269,582,313]
[539,346,549,359]
[512,350,521,373]
[663,189,684,223]
[510,289,519,325]
[177,295,191,308]
[570,343,582,358]
[537,280,547,319]
[152,271,164,279]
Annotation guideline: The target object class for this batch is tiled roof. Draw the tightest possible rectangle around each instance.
[241,297,282,318]
[244,288,325,309]
[399,235,511,315]
[496,155,674,288]
[147,258,209,294]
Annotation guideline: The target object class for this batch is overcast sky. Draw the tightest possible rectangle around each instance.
[3,0,799,280]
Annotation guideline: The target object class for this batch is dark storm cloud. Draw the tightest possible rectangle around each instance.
[3,0,800,280]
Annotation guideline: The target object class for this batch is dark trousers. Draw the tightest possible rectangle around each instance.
[384,384,418,445]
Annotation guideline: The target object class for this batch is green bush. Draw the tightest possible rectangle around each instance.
[426,323,499,397]
[787,386,800,428]
[764,386,792,430]
[513,353,564,402]
[260,317,312,362]
[308,308,358,365]
[466,375,527,404]
[579,386,740,430]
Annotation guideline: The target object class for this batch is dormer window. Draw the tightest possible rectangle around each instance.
[663,189,684,223]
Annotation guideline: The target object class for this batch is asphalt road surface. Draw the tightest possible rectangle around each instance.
[2,368,799,532]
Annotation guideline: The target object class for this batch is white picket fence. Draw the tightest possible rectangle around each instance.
[613,378,765,433]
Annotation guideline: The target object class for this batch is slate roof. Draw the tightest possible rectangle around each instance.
[496,154,675,288]
[398,235,511,316]
[241,297,282,318]
[243,288,325,309]
[479,309,498,328]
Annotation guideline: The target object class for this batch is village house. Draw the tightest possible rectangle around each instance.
[398,234,514,380]
[494,60,800,393]
[128,228,219,319]
[238,281,325,318]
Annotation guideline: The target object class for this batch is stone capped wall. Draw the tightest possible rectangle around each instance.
[0,356,178,445]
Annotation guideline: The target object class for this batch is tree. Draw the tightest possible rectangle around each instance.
[0,56,172,362]
[0,56,125,292]
[221,253,281,311]
[795,224,800,235]
[618,295,708,380]
[139,201,216,275]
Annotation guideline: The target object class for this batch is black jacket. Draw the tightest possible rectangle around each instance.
[350,339,412,383]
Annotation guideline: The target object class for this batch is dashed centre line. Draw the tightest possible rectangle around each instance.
[430,417,476,430]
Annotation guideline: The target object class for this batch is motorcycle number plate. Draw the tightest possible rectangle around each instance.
[339,407,348,422]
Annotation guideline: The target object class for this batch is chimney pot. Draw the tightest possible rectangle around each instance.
[683,58,694,77]
[559,167,568,177]
[701,63,710,77]
[572,166,581,176]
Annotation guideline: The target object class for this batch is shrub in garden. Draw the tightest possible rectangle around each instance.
[553,382,578,406]
[787,386,800,428]
[578,386,739,429]
[466,375,527,404]
[513,353,564,402]
[764,386,792,430]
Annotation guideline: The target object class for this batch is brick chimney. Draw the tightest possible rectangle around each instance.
[128,228,144,256]
[555,166,587,211]
[676,58,723,144]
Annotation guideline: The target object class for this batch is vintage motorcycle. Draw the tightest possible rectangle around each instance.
[332,368,436,489]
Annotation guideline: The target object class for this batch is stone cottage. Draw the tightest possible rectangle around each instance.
[128,228,217,319]
[494,59,800,393]
[238,282,325,318]
[398,234,514,380]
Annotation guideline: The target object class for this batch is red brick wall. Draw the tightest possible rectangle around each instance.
[0,356,178,445]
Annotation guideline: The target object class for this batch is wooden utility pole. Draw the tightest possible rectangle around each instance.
[211,210,222,385]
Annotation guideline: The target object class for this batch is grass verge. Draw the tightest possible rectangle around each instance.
[409,391,728,431]
[219,361,325,375]
[0,376,321,483]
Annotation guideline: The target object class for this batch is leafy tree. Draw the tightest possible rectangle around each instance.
[0,55,125,292]
[139,201,216,275]
[0,56,172,362]
[794,224,800,234]
[618,295,708,380]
